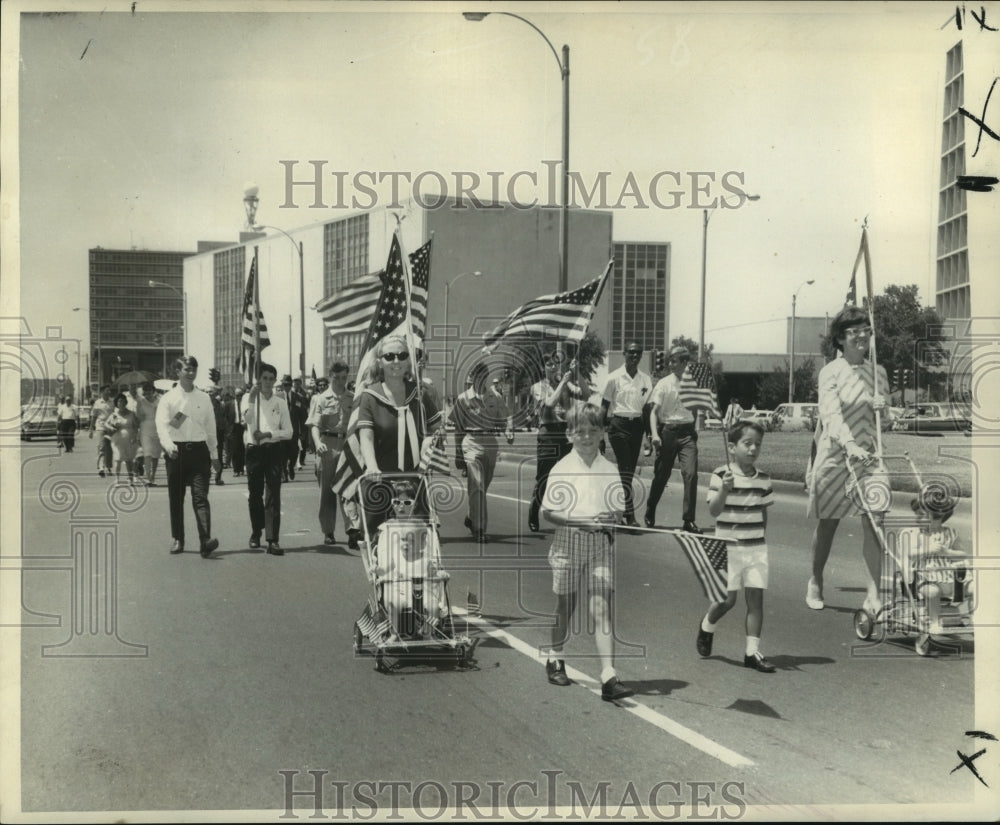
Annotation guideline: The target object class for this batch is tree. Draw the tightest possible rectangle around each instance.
[755,358,818,409]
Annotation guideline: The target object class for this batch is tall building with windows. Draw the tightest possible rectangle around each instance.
[610,242,670,354]
[88,247,194,388]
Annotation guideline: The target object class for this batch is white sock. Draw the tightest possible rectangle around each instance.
[600,666,617,684]
[701,615,716,633]
[746,636,760,657]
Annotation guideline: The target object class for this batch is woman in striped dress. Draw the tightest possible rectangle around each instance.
[805,306,889,613]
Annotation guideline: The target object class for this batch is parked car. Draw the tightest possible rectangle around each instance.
[703,415,723,430]
[771,403,819,433]
[895,403,971,434]
[745,410,774,432]
[20,401,60,440]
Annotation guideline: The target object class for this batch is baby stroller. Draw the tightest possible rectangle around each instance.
[849,454,974,655]
[352,472,473,672]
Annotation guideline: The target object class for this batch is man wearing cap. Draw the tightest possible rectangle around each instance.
[601,342,652,529]
[645,345,702,534]
[450,362,514,542]
[307,360,362,549]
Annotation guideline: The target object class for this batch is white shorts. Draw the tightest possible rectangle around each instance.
[726,543,769,590]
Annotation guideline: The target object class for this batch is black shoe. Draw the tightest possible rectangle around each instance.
[744,652,776,673]
[624,517,640,528]
[289,467,295,480]
[601,676,635,702]
[267,541,284,556]
[464,516,473,531]
[98,469,106,478]
[683,521,703,535]
[215,477,225,486]
[643,512,655,529]
[200,538,219,558]
[546,659,571,686]
[696,626,714,657]
[324,533,336,546]
[528,508,540,533]
[249,534,261,549]
[473,531,488,544]
[169,539,184,554]
[347,529,361,551]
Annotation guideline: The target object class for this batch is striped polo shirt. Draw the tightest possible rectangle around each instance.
[707,464,774,545]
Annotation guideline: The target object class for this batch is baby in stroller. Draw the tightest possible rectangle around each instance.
[371,479,449,640]
[897,485,971,647]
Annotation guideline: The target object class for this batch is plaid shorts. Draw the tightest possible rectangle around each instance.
[548,526,614,596]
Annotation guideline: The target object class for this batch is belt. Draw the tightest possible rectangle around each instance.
[320,431,345,437]
[611,414,642,420]
[660,421,695,430]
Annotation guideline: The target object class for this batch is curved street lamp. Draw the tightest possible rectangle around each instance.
[251,223,306,383]
[464,11,569,293]
[444,270,483,401]
[148,279,188,354]
[789,279,816,403]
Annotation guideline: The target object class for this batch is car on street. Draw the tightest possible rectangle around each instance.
[895,402,971,434]
[744,410,774,432]
[703,415,723,430]
[20,400,60,441]
[771,403,818,432]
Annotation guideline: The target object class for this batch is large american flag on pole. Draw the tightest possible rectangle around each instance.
[671,533,729,603]
[236,257,270,384]
[845,223,874,308]
[679,362,721,418]
[482,260,612,351]
[315,272,384,334]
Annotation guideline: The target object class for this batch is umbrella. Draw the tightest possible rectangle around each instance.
[113,370,157,386]
[153,378,176,392]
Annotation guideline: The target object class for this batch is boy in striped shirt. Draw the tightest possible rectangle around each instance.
[696,420,777,672]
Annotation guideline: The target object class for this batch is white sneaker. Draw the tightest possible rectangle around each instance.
[806,578,824,610]
[928,620,945,635]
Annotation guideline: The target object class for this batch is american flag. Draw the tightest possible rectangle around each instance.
[671,533,729,603]
[314,238,431,339]
[482,260,612,351]
[679,362,721,418]
[418,430,450,476]
[315,271,384,333]
[356,595,391,642]
[236,257,270,385]
[362,235,432,351]
[846,225,874,308]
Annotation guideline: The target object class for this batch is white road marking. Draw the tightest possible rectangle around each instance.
[452,606,755,768]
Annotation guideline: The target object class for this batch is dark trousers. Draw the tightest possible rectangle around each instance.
[230,426,246,474]
[246,442,284,542]
[165,441,212,545]
[529,424,572,518]
[58,420,77,452]
[216,429,227,478]
[645,425,699,524]
[607,416,644,520]
[285,435,299,475]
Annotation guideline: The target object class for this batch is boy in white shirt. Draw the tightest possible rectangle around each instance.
[541,403,634,703]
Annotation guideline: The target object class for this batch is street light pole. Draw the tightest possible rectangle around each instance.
[789,279,815,403]
[253,222,306,383]
[464,11,569,292]
[148,280,187,354]
[444,271,483,401]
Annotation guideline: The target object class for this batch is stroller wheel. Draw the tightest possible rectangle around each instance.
[915,634,931,657]
[455,644,467,667]
[353,622,363,654]
[854,608,874,640]
[375,651,388,673]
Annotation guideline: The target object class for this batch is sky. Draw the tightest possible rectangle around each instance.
[2,0,986,359]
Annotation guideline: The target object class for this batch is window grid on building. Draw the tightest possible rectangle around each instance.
[611,242,669,352]
[214,246,248,387]
[322,214,370,373]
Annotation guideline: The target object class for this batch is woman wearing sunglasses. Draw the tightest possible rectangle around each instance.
[356,335,442,535]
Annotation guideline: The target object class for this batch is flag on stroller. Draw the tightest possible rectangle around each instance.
[481,260,612,350]
[418,431,451,476]
[671,533,729,603]
[236,257,270,384]
[679,362,721,419]
[356,595,391,642]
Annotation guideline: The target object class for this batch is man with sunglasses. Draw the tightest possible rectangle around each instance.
[601,342,653,529]
[307,359,362,549]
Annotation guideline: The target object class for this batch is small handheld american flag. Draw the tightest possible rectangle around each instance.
[679,362,721,419]
[672,533,729,603]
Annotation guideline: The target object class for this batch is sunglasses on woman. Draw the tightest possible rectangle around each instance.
[381,352,410,362]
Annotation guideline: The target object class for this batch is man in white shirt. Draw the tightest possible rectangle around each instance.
[154,356,221,557]
[242,363,293,555]
[88,385,114,477]
[601,342,652,528]
[645,345,702,534]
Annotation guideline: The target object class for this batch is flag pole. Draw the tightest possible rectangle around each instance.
[859,226,884,458]
[253,245,262,445]
[393,224,430,458]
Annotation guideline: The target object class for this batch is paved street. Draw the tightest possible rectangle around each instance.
[12,435,983,818]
